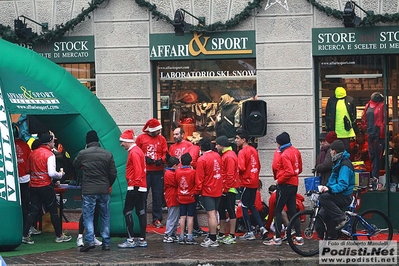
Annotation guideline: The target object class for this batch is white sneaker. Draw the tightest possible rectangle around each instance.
[94,237,102,246]
[28,226,42,235]
[76,236,84,247]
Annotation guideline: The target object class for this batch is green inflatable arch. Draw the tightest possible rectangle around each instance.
[0,39,128,251]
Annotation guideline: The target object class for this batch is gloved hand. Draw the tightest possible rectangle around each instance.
[155,159,163,166]
[145,156,155,164]
[311,168,316,174]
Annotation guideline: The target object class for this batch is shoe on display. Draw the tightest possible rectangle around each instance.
[94,237,102,246]
[29,226,41,235]
[118,239,136,248]
[22,236,34,244]
[55,233,72,243]
[76,236,84,247]
[200,238,219,247]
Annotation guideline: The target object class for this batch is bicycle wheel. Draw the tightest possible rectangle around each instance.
[351,209,393,241]
[286,210,328,257]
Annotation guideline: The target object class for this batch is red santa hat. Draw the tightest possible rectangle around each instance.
[142,118,162,132]
[119,129,135,142]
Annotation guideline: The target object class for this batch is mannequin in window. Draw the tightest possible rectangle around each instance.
[325,86,357,152]
[361,92,385,186]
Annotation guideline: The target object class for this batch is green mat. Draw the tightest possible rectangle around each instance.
[0,232,77,258]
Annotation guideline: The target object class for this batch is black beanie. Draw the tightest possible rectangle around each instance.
[276,132,290,145]
[86,130,99,144]
[215,135,229,147]
[330,140,345,153]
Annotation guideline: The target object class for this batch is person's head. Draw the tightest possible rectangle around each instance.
[199,138,212,152]
[173,127,185,143]
[318,132,328,147]
[330,140,345,157]
[235,128,249,148]
[215,135,229,152]
[40,132,55,149]
[142,118,162,137]
[355,130,365,144]
[371,92,384,102]
[276,132,290,147]
[335,86,347,99]
[325,131,337,144]
[167,156,179,168]
[181,153,192,166]
[119,129,136,150]
[86,130,99,144]
[268,184,277,194]
[31,139,41,150]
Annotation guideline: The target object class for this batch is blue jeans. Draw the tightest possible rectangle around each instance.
[368,138,384,178]
[82,194,111,246]
[146,171,164,222]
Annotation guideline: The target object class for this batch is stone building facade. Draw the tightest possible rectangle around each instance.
[0,0,396,193]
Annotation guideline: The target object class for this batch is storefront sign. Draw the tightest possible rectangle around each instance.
[18,36,94,63]
[150,31,255,60]
[313,26,399,56]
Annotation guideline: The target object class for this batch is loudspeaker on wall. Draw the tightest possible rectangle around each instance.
[242,100,267,137]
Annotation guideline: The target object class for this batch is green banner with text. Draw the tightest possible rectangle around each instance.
[313,26,399,56]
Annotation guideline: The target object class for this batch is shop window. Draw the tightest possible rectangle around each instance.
[59,63,96,94]
[157,59,256,141]
[319,55,384,131]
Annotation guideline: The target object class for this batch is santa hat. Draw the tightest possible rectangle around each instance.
[142,118,162,132]
[120,129,135,142]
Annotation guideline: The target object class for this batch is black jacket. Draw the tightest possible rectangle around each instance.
[325,95,357,132]
[73,142,117,195]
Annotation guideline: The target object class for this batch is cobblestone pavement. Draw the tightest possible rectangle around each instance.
[4,232,319,266]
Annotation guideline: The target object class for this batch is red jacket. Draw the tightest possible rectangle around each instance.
[15,138,31,177]
[237,145,260,188]
[125,145,147,189]
[272,145,302,186]
[27,145,54,187]
[136,133,167,171]
[176,166,196,204]
[164,168,178,207]
[195,150,223,197]
[169,140,192,160]
[186,145,200,169]
[221,148,239,193]
[361,100,385,139]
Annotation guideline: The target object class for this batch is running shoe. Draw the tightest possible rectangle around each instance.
[263,236,282,246]
[55,233,72,243]
[22,236,34,244]
[239,231,256,240]
[118,239,136,248]
[200,238,219,247]
[222,235,236,245]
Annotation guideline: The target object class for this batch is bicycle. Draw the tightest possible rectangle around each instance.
[286,186,393,257]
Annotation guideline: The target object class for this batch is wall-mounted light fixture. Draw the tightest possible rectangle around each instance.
[325,74,382,79]
[342,1,370,27]
[14,15,48,39]
[173,9,205,36]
